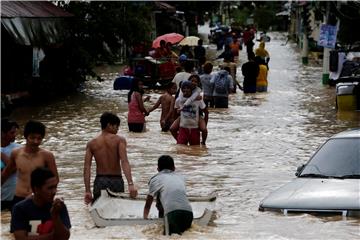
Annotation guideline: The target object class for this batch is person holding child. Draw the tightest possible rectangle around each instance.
[170,75,208,145]
[172,80,208,146]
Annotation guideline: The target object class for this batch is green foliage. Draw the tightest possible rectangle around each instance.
[229,1,284,31]
[253,7,276,31]
[231,7,251,26]
[336,2,360,46]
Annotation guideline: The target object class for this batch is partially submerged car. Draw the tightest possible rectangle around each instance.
[259,129,360,217]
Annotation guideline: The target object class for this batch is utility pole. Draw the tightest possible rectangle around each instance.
[322,1,330,84]
[301,31,309,64]
[301,3,311,65]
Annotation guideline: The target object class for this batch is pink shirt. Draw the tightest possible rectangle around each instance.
[128,92,145,124]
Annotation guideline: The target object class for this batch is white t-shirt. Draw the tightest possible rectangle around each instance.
[175,97,206,129]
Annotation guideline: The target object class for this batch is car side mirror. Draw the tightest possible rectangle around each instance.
[295,164,305,176]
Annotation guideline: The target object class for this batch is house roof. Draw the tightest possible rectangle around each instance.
[1,1,73,18]
[154,1,176,12]
[1,1,73,46]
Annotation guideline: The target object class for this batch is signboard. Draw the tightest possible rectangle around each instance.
[318,24,338,49]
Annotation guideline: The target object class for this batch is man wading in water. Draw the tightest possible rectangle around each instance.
[83,112,137,204]
[1,120,59,208]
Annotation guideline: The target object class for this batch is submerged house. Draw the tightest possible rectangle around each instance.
[1,1,73,110]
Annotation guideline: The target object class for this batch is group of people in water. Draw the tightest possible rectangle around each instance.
[1,33,271,238]
[1,113,194,238]
[126,34,271,146]
[1,119,71,239]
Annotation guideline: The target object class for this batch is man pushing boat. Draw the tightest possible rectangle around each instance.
[83,112,138,205]
[143,155,193,235]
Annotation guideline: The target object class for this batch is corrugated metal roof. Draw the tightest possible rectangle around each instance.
[154,1,176,12]
[1,1,73,18]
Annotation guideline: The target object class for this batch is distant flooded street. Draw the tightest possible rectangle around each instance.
[1,32,359,239]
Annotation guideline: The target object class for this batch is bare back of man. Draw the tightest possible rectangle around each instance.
[87,133,123,175]
[4,146,58,198]
[159,93,175,128]
[84,114,137,205]
[148,83,177,131]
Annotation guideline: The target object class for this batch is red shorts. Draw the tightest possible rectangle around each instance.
[177,127,200,145]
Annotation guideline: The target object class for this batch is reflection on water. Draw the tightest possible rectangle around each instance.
[1,32,359,239]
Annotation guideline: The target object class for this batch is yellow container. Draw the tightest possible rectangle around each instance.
[337,95,357,111]
[336,83,358,111]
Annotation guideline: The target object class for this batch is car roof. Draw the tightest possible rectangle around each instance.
[330,128,360,139]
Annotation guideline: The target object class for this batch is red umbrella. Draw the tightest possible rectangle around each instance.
[152,33,184,48]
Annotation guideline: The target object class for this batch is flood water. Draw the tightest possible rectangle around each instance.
[1,32,359,239]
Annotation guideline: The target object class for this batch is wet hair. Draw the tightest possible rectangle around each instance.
[166,82,177,92]
[1,118,19,133]
[24,120,45,138]
[203,62,213,74]
[158,155,175,171]
[128,77,144,103]
[160,40,166,47]
[31,167,55,190]
[188,74,201,88]
[181,80,192,90]
[100,112,120,129]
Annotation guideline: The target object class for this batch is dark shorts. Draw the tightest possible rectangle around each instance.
[177,128,200,145]
[213,96,229,108]
[128,123,144,132]
[165,210,193,235]
[4,196,26,212]
[93,175,124,202]
[257,86,268,92]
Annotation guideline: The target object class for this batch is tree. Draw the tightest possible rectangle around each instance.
[335,1,360,47]
[58,1,152,65]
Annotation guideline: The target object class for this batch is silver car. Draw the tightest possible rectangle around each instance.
[259,128,360,217]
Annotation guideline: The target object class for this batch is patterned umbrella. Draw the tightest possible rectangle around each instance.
[178,36,200,46]
[152,33,184,48]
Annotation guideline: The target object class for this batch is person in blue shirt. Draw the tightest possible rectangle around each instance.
[1,119,21,210]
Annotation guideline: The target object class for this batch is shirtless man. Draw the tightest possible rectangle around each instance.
[148,82,177,132]
[1,120,59,207]
[84,112,138,204]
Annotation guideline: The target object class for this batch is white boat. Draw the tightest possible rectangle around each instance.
[89,189,217,227]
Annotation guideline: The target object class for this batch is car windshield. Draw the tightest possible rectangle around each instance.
[300,138,360,178]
